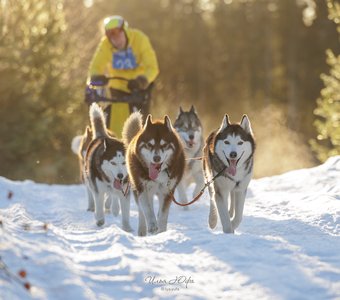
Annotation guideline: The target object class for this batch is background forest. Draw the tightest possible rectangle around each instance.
[0,0,339,183]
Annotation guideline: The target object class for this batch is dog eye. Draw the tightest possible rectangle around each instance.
[224,141,230,145]
[238,141,243,145]
[147,142,153,148]
[111,162,116,165]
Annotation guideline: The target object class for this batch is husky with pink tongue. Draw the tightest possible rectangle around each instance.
[84,103,132,231]
[122,112,185,236]
[203,114,255,234]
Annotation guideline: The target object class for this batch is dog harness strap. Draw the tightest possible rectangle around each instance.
[123,181,130,196]
[169,189,203,207]
[210,153,231,179]
[166,162,228,207]
[187,148,203,170]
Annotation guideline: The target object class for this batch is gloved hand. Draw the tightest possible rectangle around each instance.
[90,75,109,87]
[84,86,99,105]
[127,75,148,92]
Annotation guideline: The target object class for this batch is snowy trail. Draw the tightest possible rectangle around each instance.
[0,157,339,300]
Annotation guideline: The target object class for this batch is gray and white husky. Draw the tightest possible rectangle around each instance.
[174,105,205,205]
[84,103,131,231]
[203,114,255,233]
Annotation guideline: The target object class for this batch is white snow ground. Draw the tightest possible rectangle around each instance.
[0,156,339,300]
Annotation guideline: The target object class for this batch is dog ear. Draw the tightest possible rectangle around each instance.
[84,126,91,139]
[218,114,231,132]
[179,106,184,114]
[190,105,196,113]
[164,115,173,131]
[144,114,153,129]
[240,114,253,135]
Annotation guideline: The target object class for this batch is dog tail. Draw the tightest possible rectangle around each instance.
[89,103,107,139]
[208,199,218,229]
[122,111,143,145]
[71,135,82,155]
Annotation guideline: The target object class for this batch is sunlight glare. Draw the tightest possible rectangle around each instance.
[83,0,93,8]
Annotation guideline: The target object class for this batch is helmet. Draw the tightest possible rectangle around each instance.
[103,15,128,32]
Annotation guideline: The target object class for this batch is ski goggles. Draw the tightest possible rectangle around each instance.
[104,16,126,31]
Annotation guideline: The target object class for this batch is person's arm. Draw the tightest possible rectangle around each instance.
[88,37,112,80]
[138,34,159,84]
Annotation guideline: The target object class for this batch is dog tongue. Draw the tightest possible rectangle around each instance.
[113,179,122,190]
[227,159,237,176]
[149,163,161,180]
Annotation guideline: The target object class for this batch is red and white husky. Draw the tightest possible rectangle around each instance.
[122,112,185,236]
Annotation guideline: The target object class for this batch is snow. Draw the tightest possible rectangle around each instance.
[0,156,339,300]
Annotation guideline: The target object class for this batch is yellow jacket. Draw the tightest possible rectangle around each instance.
[88,28,159,92]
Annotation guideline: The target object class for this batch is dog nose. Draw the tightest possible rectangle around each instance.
[230,151,237,159]
[117,173,124,180]
[189,134,194,140]
[153,155,161,163]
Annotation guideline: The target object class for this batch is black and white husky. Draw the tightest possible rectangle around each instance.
[84,103,131,231]
[174,106,205,205]
[203,114,255,233]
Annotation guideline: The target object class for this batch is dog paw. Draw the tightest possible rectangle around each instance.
[208,214,217,229]
[122,225,133,232]
[222,227,234,234]
[148,222,158,234]
[96,219,105,227]
[138,228,147,236]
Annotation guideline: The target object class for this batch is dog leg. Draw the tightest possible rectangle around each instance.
[157,194,172,233]
[137,204,147,237]
[214,183,233,233]
[110,194,120,217]
[208,186,218,229]
[119,195,132,232]
[229,191,235,219]
[193,170,205,199]
[86,186,95,212]
[105,193,113,213]
[231,190,246,231]
[139,191,158,234]
[94,190,105,227]
[176,180,188,209]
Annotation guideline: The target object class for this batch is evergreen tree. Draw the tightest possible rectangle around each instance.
[0,0,81,182]
[310,0,340,162]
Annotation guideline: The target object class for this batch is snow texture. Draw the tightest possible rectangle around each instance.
[0,156,339,300]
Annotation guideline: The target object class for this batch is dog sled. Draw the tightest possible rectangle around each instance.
[85,75,151,137]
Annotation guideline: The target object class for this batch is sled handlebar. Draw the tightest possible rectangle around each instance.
[87,76,147,104]
[93,93,146,104]
[89,75,129,87]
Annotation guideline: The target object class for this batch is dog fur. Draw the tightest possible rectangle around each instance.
[203,114,255,233]
[122,112,185,236]
[174,105,205,205]
[71,127,96,211]
[84,103,131,231]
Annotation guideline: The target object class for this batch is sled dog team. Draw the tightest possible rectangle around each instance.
[72,103,255,236]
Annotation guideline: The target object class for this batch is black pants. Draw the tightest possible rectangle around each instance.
[104,84,153,127]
